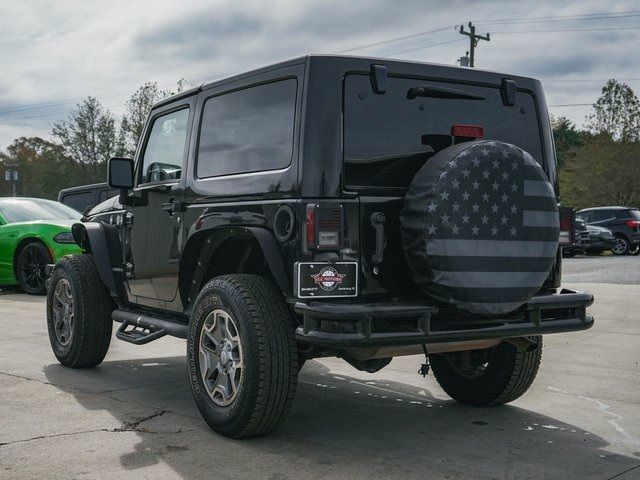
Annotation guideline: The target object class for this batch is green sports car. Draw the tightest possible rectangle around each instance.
[0,197,82,295]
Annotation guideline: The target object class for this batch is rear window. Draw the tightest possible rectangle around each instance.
[618,209,640,220]
[344,74,544,188]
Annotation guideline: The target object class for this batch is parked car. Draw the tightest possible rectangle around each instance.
[562,217,589,257]
[0,198,82,294]
[58,182,119,214]
[46,55,593,438]
[584,224,618,255]
[577,207,640,255]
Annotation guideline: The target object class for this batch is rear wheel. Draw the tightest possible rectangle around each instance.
[46,255,113,368]
[430,337,542,406]
[188,274,298,438]
[611,235,630,255]
[16,241,51,295]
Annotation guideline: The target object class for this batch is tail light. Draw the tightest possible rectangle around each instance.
[626,219,640,230]
[558,206,575,246]
[306,204,343,250]
[451,124,484,139]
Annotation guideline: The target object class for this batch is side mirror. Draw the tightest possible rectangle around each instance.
[108,157,134,189]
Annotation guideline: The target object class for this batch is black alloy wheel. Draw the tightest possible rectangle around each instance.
[17,241,52,295]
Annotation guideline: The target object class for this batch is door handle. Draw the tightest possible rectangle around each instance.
[161,199,185,216]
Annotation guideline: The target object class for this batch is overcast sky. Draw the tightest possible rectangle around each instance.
[1,0,639,150]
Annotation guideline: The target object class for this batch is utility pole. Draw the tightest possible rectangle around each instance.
[459,22,490,68]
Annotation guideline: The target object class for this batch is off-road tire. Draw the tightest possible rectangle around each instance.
[16,240,52,295]
[430,336,542,406]
[46,254,113,368]
[188,274,298,438]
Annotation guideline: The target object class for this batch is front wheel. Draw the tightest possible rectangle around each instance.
[430,337,542,406]
[46,255,113,368]
[187,274,298,438]
[17,241,52,295]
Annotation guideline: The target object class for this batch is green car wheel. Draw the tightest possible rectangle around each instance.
[17,241,52,295]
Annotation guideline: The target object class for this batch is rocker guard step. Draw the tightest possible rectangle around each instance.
[112,310,188,344]
[294,289,594,348]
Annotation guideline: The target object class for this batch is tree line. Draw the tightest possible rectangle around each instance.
[1,78,639,210]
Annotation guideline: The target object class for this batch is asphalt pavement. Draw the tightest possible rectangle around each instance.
[0,260,639,479]
[562,254,640,284]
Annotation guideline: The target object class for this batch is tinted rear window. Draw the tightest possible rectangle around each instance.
[197,78,297,178]
[618,209,640,220]
[344,74,543,188]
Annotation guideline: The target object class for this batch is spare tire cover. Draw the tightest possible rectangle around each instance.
[400,140,559,316]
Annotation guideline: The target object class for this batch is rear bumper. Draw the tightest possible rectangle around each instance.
[294,289,594,348]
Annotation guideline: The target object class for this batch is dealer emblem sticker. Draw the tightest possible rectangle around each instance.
[310,266,346,291]
[296,262,357,297]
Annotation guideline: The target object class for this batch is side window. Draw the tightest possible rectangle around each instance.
[61,192,94,212]
[140,107,190,184]
[98,189,119,203]
[197,78,297,178]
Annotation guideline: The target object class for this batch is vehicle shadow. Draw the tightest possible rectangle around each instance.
[43,356,639,480]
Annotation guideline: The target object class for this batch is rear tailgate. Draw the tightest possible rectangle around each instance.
[343,72,551,298]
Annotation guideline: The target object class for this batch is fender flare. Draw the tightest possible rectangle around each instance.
[243,226,291,297]
[71,222,119,295]
[183,226,292,306]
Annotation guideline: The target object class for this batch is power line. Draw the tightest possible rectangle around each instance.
[542,77,640,83]
[0,90,133,115]
[385,38,464,57]
[473,10,640,25]
[335,25,455,53]
[492,25,640,34]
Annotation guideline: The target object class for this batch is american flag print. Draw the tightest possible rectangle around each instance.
[407,141,559,315]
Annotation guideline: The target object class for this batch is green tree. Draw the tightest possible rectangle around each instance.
[51,97,117,180]
[0,137,83,199]
[586,79,640,143]
[559,136,640,209]
[551,116,586,169]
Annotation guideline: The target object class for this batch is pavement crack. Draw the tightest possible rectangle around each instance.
[0,370,53,386]
[1,410,191,446]
[113,410,171,433]
[0,429,111,447]
[606,463,640,480]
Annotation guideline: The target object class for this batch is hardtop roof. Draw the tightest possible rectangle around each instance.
[153,54,541,109]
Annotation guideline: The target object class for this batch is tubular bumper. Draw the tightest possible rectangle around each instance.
[294,289,594,348]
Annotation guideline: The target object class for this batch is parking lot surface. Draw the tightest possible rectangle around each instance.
[1,266,639,479]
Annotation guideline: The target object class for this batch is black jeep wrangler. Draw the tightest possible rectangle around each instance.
[46,55,594,438]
